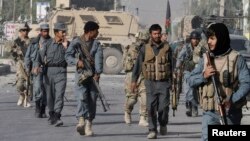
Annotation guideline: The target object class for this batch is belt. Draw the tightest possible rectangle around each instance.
[46,62,67,68]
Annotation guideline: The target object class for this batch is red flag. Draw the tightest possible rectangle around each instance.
[165,0,171,34]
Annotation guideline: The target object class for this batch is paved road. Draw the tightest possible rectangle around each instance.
[0,68,249,141]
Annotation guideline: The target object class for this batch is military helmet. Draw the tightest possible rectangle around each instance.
[135,30,150,40]
[18,22,32,31]
[190,30,201,39]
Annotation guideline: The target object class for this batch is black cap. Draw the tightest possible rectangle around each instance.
[190,30,201,39]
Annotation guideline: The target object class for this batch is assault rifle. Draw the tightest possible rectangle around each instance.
[171,69,182,116]
[205,51,228,125]
[76,43,110,112]
[171,64,182,116]
[171,71,178,116]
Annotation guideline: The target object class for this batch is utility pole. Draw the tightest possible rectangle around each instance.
[219,0,224,16]
[248,0,250,39]
[30,0,32,24]
[13,0,16,22]
[114,0,117,11]
[188,0,192,15]
[0,0,2,16]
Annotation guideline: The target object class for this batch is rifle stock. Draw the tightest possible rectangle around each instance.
[171,72,177,116]
[205,51,228,125]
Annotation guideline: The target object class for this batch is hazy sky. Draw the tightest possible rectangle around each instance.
[121,0,185,28]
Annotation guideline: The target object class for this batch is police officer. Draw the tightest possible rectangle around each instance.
[9,23,32,108]
[131,24,172,139]
[123,30,149,127]
[36,22,69,126]
[176,30,202,117]
[188,23,250,141]
[25,23,51,118]
[65,21,103,136]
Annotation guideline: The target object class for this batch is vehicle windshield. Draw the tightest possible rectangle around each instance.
[230,39,247,52]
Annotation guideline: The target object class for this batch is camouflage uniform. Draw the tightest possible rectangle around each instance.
[123,40,148,126]
[9,36,31,107]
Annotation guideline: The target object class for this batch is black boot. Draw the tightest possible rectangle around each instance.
[40,105,47,118]
[185,102,192,117]
[35,101,41,118]
[192,105,198,117]
[54,112,63,127]
[48,111,56,125]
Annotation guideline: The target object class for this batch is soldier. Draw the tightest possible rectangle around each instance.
[188,23,250,141]
[123,30,149,127]
[24,23,51,118]
[65,21,103,136]
[131,24,172,139]
[9,23,32,108]
[36,22,69,126]
[161,32,168,43]
[176,31,202,117]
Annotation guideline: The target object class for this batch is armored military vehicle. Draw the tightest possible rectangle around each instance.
[3,7,139,74]
[30,7,140,74]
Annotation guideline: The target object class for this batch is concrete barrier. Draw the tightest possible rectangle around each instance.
[0,64,11,75]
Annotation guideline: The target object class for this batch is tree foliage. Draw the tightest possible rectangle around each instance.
[1,0,121,22]
[1,0,56,22]
[189,0,244,33]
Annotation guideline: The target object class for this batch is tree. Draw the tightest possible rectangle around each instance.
[1,0,56,22]
[188,0,243,34]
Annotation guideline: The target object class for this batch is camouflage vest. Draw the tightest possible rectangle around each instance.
[201,50,244,111]
[142,42,171,80]
[123,42,140,72]
[10,37,30,62]
[183,44,203,71]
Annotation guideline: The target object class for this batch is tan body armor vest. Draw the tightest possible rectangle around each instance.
[142,43,171,80]
[201,50,240,111]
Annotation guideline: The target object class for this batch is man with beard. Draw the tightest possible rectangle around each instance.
[188,23,250,141]
[65,21,103,136]
[176,30,202,117]
[131,24,172,139]
[25,23,51,118]
[36,22,69,127]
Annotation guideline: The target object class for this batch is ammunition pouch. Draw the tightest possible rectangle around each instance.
[183,60,195,72]
[124,57,134,72]
[78,69,93,85]
[223,70,231,87]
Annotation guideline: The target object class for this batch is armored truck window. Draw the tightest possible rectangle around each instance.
[80,15,98,23]
[57,16,74,24]
[104,16,123,25]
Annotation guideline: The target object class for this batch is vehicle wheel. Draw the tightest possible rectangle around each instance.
[103,48,123,74]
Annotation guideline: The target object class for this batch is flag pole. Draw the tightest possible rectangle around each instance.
[165,0,171,42]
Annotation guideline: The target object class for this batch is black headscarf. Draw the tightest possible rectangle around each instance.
[207,23,231,56]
